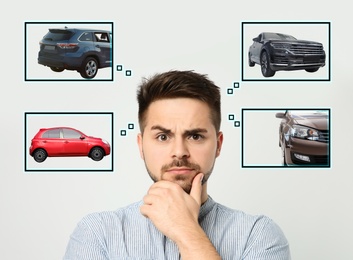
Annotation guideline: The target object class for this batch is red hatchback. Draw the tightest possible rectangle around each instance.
[29,127,111,162]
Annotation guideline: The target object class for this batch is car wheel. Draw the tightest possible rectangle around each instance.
[33,148,47,163]
[80,57,98,79]
[90,147,104,161]
[248,53,255,67]
[305,67,319,73]
[50,67,65,72]
[260,51,275,77]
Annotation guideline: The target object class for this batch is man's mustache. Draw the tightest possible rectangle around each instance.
[161,158,201,172]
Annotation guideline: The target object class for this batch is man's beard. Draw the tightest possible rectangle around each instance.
[144,157,215,194]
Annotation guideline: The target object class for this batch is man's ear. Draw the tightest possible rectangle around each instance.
[137,133,144,159]
[216,131,224,157]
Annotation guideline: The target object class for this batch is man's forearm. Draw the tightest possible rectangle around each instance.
[175,224,221,260]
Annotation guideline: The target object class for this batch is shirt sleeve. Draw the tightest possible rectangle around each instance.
[63,214,109,260]
[242,217,291,260]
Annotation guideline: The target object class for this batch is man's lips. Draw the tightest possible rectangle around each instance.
[165,167,195,174]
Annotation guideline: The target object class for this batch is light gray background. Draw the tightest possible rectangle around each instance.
[242,110,285,166]
[1,1,352,259]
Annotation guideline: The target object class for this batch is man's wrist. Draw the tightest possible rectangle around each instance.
[174,224,221,260]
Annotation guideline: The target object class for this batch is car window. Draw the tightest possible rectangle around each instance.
[79,32,94,42]
[95,32,110,43]
[42,129,61,138]
[63,128,82,139]
[44,29,74,41]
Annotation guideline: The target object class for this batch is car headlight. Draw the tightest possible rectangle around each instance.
[291,125,319,141]
[270,42,291,49]
[102,139,110,145]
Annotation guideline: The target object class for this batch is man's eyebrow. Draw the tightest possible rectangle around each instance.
[150,126,208,135]
[150,125,171,134]
[184,128,208,134]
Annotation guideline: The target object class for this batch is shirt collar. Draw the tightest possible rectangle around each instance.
[199,196,216,220]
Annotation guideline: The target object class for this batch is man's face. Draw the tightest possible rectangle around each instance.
[137,98,223,194]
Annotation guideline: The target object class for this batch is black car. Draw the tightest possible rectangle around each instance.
[248,32,326,77]
[38,27,112,79]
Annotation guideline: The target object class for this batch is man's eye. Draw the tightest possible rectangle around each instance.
[189,134,203,140]
[157,134,169,141]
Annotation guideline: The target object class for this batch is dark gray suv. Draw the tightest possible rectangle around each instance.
[248,32,326,77]
[38,27,112,79]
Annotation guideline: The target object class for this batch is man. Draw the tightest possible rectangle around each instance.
[64,70,291,259]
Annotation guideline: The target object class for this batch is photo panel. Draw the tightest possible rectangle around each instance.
[241,21,331,81]
[24,21,114,81]
[24,112,114,172]
[242,108,331,168]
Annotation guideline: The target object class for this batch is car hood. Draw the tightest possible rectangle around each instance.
[292,116,328,130]
[86,136,102,141]
[267,39,323,46]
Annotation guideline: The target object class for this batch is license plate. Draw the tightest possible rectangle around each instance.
[45,45,55,51]
[304,56,319,63]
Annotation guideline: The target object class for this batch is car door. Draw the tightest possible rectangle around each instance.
[41,128,65,156]
[62,128,88,155]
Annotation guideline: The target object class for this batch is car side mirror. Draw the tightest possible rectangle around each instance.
[275,112,285,119]
[80,135,85,140]
[253,37,260,42]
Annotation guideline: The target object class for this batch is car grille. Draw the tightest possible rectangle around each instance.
[318,130,329,142]
[272,42,325,55]
[313,155,330,164]
[289,44,324,55]
[272,56,325,65]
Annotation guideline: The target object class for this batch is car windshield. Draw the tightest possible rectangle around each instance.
[43,29,74,41]
[288,110,329,118]
[264,33,296,41]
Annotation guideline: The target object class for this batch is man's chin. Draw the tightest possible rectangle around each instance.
[162,176,193,194]
[175,179,193,194]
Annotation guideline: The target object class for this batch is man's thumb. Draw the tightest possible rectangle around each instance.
[190,173,204,205]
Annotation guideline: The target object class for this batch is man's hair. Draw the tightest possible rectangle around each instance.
[137,70,221,132]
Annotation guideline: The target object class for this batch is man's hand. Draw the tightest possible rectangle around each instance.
[140,173,204,241]
[140,173,221,259]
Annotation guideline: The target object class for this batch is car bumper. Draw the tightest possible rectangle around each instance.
[103,143,111,156]
[270,51,326,71]
[284,138,329,166]
[29,145,34,156]
[270,62,325,71]
[38,52,83,70]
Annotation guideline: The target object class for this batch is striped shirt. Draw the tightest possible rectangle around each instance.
[63,196,291,259]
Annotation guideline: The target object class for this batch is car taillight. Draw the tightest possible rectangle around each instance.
[57,43,78,49]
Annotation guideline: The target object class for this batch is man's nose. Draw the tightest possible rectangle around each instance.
[171,137,190,159]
